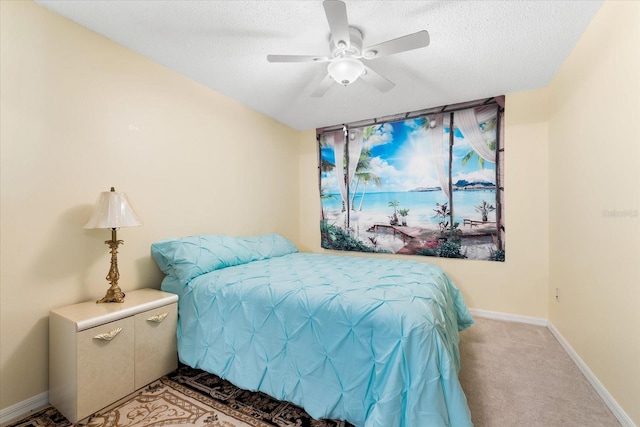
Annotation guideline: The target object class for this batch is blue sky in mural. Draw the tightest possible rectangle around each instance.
[321,117,496,194]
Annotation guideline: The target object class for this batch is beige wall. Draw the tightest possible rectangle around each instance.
[2,0,638,425]
[548,0,639,424]
[0,1,300,409]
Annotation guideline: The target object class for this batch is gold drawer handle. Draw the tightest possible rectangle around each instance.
[93,327,122,341]
[147,312,168,323]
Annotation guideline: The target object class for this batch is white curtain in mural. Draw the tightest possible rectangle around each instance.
[456,106,497,163]
[328,128,364,211]
[347,128,364,195]
[328,129,349,209]
[428,114,450,200]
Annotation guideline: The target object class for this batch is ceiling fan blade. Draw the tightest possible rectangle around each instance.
[362,30,430,59]
[267,54,329,63]
[311,74,335,97]
[360,65,395,93]
[323,0,350,50]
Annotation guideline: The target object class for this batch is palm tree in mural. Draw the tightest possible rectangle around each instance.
[419,116,435,132]
[350,146,379,209]
[356,171,381,211]
[388,200,400,225]
[460,118,497,169]
[321,158,335,173]
[320,189,338,221]
[319,133,336,173]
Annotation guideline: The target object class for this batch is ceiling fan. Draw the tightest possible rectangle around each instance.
[267,0,430,97]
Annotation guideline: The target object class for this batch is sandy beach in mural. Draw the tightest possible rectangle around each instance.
[324,209,499,259]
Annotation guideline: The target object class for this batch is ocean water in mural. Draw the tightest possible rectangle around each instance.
[318,98,505,261]
[322,189,497,226]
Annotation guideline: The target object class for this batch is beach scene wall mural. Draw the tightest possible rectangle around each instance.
[318,97,505,261]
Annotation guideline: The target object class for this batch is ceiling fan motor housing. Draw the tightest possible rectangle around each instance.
[330,27,363,58]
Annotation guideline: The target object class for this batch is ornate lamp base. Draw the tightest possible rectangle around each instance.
[97,231,126,304]
[97,285,126,303]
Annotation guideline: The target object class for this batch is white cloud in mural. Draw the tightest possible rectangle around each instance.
[368,156,411,192]
[369,156,398,180]
[321,174,337,193]
[403,119,423,131]
[364,123,393,148]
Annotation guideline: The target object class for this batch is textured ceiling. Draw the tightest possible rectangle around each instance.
[35,0,603,131]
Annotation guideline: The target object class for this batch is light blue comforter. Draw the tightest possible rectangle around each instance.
[152,234,474,427]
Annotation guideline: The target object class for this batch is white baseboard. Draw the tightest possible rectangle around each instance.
[547,322,636,427]
[469,308,549,326]
[0,391,49,425]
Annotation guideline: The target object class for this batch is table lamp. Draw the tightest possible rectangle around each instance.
[84,187,142,303]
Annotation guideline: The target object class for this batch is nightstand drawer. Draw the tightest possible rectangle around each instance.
[77,317,135,418]
[134,303,178,389]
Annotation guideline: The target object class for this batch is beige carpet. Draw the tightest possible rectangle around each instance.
[5,317,622,427]
[459,317,620,426]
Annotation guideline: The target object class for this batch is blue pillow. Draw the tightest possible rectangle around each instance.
[151,233,298,285]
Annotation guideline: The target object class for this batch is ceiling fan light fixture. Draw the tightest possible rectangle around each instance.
[328,57,365,85]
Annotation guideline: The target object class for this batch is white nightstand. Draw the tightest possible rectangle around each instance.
[49,288,179,423]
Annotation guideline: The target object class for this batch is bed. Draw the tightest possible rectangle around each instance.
[151,233,474,427]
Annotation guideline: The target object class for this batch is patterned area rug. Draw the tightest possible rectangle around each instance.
[5,365,353,427]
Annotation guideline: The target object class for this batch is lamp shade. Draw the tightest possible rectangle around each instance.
[328,57,365,86]
[84,187,142,229]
